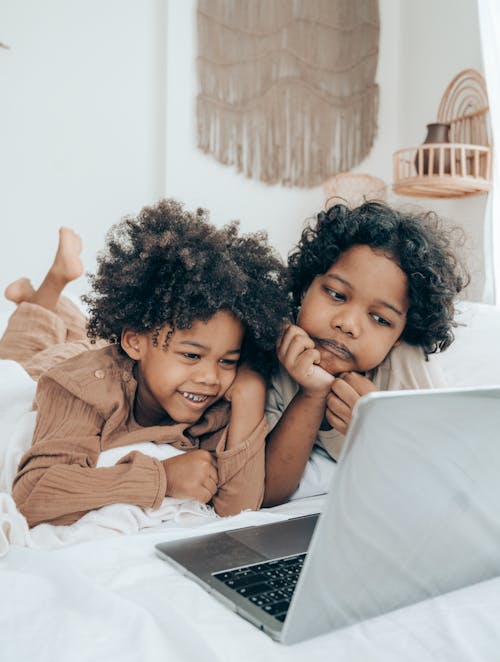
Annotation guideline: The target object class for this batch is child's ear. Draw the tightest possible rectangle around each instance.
[121,330,143,360]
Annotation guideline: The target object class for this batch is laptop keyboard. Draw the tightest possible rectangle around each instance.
[212,553,306,622]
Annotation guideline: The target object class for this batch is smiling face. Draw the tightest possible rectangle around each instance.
[297,244,409,376]
[122,311,244,426]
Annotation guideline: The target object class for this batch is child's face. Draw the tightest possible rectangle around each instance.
[123,311,244,426]
[297,244,409,376]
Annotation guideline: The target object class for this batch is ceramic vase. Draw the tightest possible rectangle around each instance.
[414,122,451,175]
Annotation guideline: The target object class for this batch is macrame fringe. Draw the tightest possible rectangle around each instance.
[196,0,380,188]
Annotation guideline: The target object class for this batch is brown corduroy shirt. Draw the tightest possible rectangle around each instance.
[12,345,267,527]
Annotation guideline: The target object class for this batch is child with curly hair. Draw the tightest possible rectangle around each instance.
[0,199,289,527]
[264,201,469,506]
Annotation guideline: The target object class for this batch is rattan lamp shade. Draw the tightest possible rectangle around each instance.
[323,172,387,209]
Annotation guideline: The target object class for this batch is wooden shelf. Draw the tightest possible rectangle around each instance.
[393,142,491,198]
[393,176,489,198]
[393,69,492,199]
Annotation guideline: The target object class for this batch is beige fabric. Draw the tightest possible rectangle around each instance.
[265,342,448,461]
[0,301,266,527]
[196,0,380,187]
[0,298,99,380]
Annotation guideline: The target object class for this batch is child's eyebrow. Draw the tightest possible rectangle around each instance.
[378,302,404,316]
[326,274,351,289]
[326,274,405,316]
[175,340,241,354]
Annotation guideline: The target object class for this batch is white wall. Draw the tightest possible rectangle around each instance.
[0,0,489,304]
[165,0,401,260]
[0,0,167,302]
[395,0,488,302]
[166,0,487,299]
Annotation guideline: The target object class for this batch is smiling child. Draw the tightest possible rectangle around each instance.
[0,199,289,526]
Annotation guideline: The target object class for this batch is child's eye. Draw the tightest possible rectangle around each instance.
[219,358,238,368]
[182,352,200,360]
[371,313,391,327]
[325,287,345,301]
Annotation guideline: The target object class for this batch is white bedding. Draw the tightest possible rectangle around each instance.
[1,301,500,660]
[3,502,500,662]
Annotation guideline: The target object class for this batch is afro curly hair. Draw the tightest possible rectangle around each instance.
[288,201,470,356]
[83,199,290,378]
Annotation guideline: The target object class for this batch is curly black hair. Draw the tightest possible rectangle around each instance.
[288,201,470,355]
[83,199,290,378]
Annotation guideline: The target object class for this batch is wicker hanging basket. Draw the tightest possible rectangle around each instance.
[393,69,492,198]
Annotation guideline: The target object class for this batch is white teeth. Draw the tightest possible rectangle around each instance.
[182,392,208,403]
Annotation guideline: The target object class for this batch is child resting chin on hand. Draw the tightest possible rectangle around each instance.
[264,201,469,506]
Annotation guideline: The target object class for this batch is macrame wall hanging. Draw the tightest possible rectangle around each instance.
[196,0,380,188]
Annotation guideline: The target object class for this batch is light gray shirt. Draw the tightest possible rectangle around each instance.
[265,342,447,461]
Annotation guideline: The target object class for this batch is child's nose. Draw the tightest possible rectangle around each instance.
[195,361,220,386]
[331,307,361,337]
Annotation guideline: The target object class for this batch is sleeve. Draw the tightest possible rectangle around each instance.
[209,416,268,517]
[265,366,297,432]
[12,377,166,527]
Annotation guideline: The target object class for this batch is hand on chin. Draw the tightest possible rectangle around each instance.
[318,352,348,377]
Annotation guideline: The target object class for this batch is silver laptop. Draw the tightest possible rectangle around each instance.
[155,386,500,644]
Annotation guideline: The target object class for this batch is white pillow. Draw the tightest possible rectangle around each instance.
[437,302,500,387]
[97,441,183,467]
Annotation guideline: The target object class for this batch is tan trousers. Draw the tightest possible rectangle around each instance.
[0,297,105,381]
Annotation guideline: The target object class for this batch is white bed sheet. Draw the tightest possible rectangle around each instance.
[3,506,500,662]
[1,301,500,660]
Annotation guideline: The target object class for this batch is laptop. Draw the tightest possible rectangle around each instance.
[155,386,500,644]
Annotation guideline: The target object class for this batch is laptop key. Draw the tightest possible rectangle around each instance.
[263,600,290,616]
[226,573,268,589]
[267,578,290,589]
[249,594,273,607]
[236,582,271,597]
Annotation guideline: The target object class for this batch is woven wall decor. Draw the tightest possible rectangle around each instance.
[196,0,380,188]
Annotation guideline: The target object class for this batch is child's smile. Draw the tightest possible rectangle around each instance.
[297,244,409,376]
[180,391,210,404]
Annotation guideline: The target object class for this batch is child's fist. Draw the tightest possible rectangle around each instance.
[278,324,334,397]
[162,450,218,503]
[325,372,377,435]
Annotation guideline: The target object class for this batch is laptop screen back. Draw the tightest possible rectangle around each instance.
[282,387,500,644]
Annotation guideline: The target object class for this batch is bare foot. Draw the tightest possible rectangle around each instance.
[49,227,84,285]
[30,227,84,311]
[5,228,84,311]
[4,277,36,304]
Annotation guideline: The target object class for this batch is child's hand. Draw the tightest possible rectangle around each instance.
[162,450,218,503]
[325,372,378,435]
[224,363,266,405]
[278,324,334,397]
